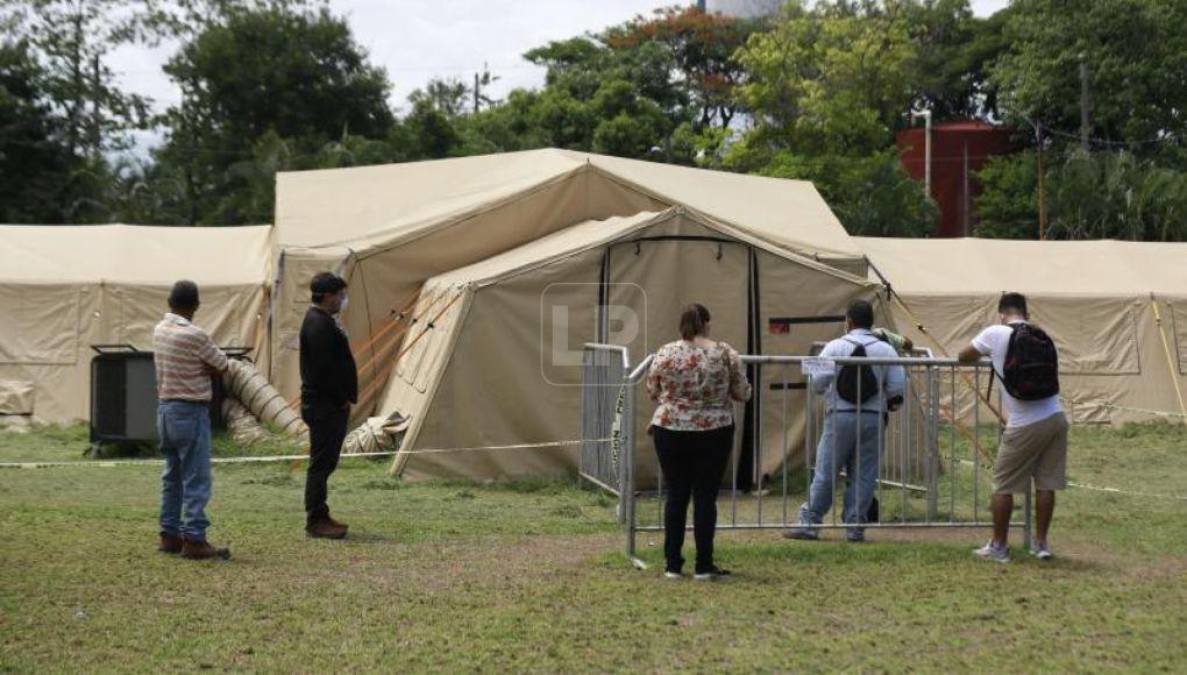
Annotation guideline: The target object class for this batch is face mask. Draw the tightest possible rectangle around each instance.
[340,294,349,313]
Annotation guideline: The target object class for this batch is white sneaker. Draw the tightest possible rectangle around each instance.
[1030,541,1054,561]
[664,571,683,580]
[973,541,1010,563]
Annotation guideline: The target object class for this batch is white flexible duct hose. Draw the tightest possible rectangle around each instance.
[222,360,308,439]
[220,397,272,446]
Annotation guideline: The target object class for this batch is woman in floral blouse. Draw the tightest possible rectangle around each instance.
[646,303,751,581]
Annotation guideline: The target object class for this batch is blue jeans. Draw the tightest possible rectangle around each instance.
[158,400,213,541]
[800,411,882,534]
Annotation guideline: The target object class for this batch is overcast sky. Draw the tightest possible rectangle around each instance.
[109,0,1011,153]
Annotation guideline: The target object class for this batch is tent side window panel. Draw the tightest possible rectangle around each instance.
[114,286,257,349]
[396,292,442,386]
[412,297,462,394]
[0,286,81,365]
[1031,299,1142,375]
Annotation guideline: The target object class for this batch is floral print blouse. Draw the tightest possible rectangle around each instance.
[646,340,752,431]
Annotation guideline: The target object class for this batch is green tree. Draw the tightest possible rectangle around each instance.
[991,0,1187,159]
[973,151,1039,239]
[976,150,1187,241]
[903,0,1007,119]
[603,6,764,130]
[155,5,393,224]
[736,1,918,158]
[0,39,81,222]
[398,97,461,159]
[731,0,936,235]
[2,0,158,160]
[734,146,937,237]
[1045,152,1187,241]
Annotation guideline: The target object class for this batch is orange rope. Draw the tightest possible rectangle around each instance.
[355,291,465,407]
[283,291,431,410]
[353,290,451,379]
[349,291,421,355]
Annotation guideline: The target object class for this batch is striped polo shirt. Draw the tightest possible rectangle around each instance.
[152,313,228,402]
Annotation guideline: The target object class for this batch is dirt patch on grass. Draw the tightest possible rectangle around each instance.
[295,532,620,597]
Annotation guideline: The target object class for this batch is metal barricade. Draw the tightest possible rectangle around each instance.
[608,354,1028,569]
[579,344,634,520]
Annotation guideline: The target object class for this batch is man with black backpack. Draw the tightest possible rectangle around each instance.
[959,292,1067,563]
[784,300,905,543]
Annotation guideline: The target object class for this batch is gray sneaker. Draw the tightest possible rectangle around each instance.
[845,530,865,543]
[783,527,819,541]
[1030,541,1054,561]
[973,541,1010,563]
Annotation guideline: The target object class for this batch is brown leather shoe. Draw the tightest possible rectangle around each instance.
[306,519,347,540]
[180,537,231,560]
[325,515,349,532]
[158,532,183,554]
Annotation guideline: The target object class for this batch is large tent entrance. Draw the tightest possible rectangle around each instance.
[603,236,754,487]
[600,235,851,491]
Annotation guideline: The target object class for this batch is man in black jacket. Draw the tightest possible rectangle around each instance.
[300,272,358,539]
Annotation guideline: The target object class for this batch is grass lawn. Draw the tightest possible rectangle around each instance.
[1,422,1186,672]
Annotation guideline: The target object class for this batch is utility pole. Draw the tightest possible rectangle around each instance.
[962,141,970,236]
[472,63,500,114]
[1036,122,1047,240]
[1079,54,1091,152]
[90,54,102,161]
[910,109,932,197]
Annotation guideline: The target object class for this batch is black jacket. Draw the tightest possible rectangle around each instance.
[299,306,358,409]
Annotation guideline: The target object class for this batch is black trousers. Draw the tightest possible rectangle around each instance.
[652,424,735,573]
[303,404,349,525]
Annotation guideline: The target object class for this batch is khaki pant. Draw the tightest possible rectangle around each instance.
[993,412,1069,494]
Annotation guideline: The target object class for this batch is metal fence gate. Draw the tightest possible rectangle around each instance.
[579,344,636,520]
[580,349,1032,569]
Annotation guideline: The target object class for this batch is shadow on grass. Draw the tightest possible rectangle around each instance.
[599,535,1111,578]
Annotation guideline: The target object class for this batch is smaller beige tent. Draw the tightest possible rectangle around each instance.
[0,224,273,423]
[858,237,1187,424]
[377,207,882,482]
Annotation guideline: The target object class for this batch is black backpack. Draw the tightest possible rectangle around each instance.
[836,340,879,404]
[999,323,1060,401]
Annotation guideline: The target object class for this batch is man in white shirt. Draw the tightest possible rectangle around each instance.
[784,300,906,543]
[959,292,1068,563]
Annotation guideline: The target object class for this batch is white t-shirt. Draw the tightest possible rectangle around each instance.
[971,321,1063,429]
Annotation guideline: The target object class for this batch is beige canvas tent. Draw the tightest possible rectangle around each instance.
[377,207,880,481]
[0,224,272,423]
[858,237,1187,424]
[267,149,884,481]
[268,148,869,414]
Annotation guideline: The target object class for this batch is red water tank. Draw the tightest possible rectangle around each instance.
[897,120,1019,238]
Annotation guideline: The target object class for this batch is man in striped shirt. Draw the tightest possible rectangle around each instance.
[153,280,230,560]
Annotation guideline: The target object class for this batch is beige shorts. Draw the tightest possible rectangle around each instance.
[993,412,1069,494]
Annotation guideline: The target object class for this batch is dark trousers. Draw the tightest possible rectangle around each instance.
[653,424,734,574]
[303,404,349,526]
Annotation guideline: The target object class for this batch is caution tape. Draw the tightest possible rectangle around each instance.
[0,439,608,471]
[956,459,1187,501]
[1065,481,1187,502]
[1098,403,1187,419]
